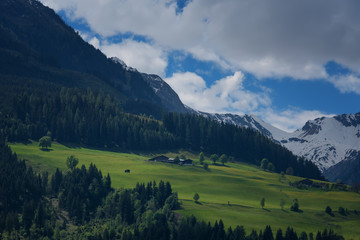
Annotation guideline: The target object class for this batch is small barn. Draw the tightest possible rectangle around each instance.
[167,158,175,164]
[180,159,193,166]
[148,155,169,162]
[148,155,193,166]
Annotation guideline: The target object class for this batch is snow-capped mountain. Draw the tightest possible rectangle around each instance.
[205,112,360,184]
[279,114,360,171]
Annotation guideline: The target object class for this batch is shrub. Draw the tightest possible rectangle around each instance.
[325,206,332,215]
[338,206,345,215]
[290,199,299,212]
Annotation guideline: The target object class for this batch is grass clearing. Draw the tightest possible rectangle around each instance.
[10,141,360,239]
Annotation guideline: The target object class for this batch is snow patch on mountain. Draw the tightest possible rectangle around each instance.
[111,57,138,72]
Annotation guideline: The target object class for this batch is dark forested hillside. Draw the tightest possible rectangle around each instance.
[1,88,177,150]
[0,0,181,117]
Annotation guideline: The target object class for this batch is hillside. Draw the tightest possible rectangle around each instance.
[0,0,187,117]
[9,141,360,239]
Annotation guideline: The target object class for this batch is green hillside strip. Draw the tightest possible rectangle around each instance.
[10,141,360,238]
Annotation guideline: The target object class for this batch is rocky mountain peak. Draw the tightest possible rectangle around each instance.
[334,112,360,127]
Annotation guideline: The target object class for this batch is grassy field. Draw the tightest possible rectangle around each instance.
[10,141,360,239]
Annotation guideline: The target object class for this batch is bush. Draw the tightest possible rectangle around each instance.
[290,199,299,212]
[338,206,346,215]
[325,206,332,215]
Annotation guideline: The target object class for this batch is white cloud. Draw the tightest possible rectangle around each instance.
[259,108,334,133]
[89,37,100,49]
[329,74,360,94]
[239,57,328,80]
[165,71,271,114]
[189,46,230,70]
[100,39,168,77]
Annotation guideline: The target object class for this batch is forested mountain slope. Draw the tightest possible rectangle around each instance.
[0,0,187,117]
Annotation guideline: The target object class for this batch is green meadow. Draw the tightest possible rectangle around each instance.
[10,141,360,239]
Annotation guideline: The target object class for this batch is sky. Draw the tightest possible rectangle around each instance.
[40,0,360,132]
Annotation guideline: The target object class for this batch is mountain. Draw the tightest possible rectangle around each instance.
[324,150,360,184]
[204,112,360,184]
[111,57,188,113]
[0,0,188,118]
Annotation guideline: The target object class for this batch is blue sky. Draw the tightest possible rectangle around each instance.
[41,0,360,132]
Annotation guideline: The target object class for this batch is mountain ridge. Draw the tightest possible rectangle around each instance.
[0,0,187,117]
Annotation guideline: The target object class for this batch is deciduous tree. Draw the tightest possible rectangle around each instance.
[66,155,79,171]
[210,154,219,165]
[193,192,200,202]
[39,136,51,150]
[220,154,228,165]
[260,158,269,170]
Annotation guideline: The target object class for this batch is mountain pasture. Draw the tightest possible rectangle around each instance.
[10,141,360,239]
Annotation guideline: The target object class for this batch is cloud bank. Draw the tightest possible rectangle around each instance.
[42,0,360,83]
[165,71,271,114]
